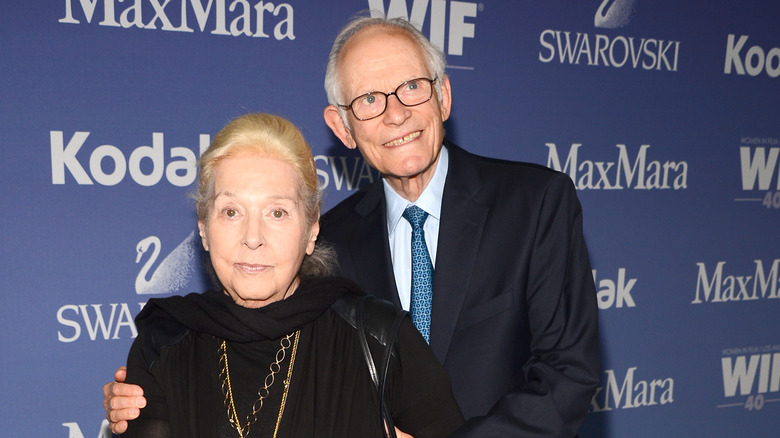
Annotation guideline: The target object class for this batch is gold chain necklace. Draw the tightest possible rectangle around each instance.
[218,331,300,438]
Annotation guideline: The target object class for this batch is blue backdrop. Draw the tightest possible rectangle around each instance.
[1,1,778,436]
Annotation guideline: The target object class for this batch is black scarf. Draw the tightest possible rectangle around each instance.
[135,276,362,342]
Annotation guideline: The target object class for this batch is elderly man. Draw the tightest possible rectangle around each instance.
[105,15,600,437]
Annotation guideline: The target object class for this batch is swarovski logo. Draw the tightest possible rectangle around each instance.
[314,155,380,192]
[595,0,636,29]
[56,233,198,342]
[135,232,197,295]
[538,31,680,71]
[539,0,680,72]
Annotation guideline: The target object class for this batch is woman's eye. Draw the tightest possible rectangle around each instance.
[224,208,237,218]
[272,209,286,218]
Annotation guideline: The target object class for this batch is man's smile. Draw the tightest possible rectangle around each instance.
[383,130,421,147]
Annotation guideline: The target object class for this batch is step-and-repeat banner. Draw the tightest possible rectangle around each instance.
[2,1,778,436]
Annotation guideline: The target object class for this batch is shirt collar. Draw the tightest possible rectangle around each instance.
[383,145,449,236]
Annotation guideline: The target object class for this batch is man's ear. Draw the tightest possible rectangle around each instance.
[198,220,209,251]
[323,105,357,150]
[438,74,453,122]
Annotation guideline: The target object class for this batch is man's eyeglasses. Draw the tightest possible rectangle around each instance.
[338,76,438,121]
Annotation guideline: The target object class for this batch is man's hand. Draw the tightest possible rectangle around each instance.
[394,426,414,438]
[102,366,146,434]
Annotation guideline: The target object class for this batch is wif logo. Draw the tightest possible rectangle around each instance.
[737,140,780,209]
[60,0,295,40]
[719,346,780,411]
[368,0,479,58]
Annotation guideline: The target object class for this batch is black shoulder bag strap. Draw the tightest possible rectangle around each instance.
[332,295,407,438]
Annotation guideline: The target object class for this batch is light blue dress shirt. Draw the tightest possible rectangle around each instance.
[383,146,449,311]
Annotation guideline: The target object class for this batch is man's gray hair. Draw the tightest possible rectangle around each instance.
[324,14,448,125]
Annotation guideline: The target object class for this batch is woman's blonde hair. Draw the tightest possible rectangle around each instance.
[194,113,336,278]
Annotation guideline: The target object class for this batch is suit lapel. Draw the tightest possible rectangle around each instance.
[349,181,400,307]
[343,145,487,363]
[429,144,488,363]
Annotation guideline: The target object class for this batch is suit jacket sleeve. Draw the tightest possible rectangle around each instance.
[450,172,600,438]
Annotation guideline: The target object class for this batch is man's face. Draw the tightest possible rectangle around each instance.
[325,27,452,189]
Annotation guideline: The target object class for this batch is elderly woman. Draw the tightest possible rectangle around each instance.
[120,113,462,437]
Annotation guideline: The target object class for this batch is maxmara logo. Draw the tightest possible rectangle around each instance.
[738,140,780,209]
[59,0,296,40]
[368,0,479,56]
[590,366,674,412]
[724,35,780,78]
[539,0,680,72]
[692,258,780,304]
[546,143,688,190]
[56,232,197,342]
[719,345,780,411]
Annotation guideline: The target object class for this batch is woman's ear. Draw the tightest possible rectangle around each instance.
[198,220,209,251]
[306,219,320,256]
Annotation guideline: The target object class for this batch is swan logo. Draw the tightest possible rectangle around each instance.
[595,0,636,29]
[135,231,198,295]
[55,232,199,343]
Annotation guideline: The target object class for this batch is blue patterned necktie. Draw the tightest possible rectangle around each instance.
[402,205,433,343]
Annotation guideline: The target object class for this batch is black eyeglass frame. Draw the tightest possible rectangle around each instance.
[337,76,438,121]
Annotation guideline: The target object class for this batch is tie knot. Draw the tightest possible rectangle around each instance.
[402,205,429,230]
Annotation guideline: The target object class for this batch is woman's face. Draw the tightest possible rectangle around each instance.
[198,151,318,308]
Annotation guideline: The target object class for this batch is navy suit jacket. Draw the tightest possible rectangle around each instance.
[319,142,600,437]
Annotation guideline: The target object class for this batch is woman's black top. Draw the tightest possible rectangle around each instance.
[123,277,464,437]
